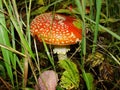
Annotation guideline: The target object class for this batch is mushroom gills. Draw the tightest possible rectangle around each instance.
[53,45,70,60]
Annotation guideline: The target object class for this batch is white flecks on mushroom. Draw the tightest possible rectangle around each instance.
[55,14,66,21]
[35,29,38,32]
[53,46,70,54]
[30,12,82,60]
[70,32,76,38]
[58,20,64,26]
[76,38,81,43]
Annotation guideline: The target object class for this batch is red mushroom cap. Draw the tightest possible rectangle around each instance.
[30,13,82,45]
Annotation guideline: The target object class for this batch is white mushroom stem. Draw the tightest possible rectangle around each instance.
[53,46,70,60]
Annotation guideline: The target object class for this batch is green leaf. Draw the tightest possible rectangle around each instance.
[107,18,120,23]
[24,88,34,90]
[56,9,72,14]
[31,0,63,16]
[56,86,65,90]
[73,19,83,29]
[58,60,80,89]
[37,0,44,5]
[82,71,94,90]
[31,6,48,16]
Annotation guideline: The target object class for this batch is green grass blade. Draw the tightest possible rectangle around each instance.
[90,0,94,19]
[75,0,86,56]
[2,0,36,88]
[3,0,35,59]
[75,0,85,20]
[82,69,94,90]
[92,0,102,53]
[42,39,55,70]
[98,44,120,65]
[0,43,26,57]
[25,0,32,46]
[85,17,120,40]
[0,0,14,86]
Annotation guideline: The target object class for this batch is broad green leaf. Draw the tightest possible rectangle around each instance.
[58,60,80,89]
[56,86,65,90]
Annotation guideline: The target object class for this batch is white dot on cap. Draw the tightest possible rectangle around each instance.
[30,13,82,45]
[75,38,80,42]
[70,32,76,38]
[35,29,38,32]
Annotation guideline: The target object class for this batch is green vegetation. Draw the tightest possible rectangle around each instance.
[58,60,80,89]
[0,0,120,90]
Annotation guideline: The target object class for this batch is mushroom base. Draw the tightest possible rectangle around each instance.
[57,54,68,60]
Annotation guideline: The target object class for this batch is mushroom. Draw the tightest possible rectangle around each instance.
[35,70,58,90]
[30,13,82,60]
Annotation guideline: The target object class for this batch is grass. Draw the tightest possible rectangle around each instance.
[0,0,17,87]
[1,0,35,88]
[92,0,102,53]
[0,0,120,90]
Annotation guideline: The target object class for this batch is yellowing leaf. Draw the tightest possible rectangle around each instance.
[107,18,120,23]
[37,0,44,5]
[73,19,82,29]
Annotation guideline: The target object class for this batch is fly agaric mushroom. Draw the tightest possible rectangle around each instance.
[30,13,82,60]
